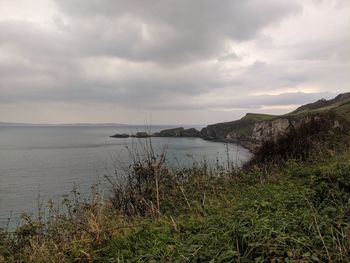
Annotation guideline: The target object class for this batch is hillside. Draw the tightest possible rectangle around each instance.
[292,92,350,114]
[200,92,350,150]
[200,113,276,139]
[108,92,350,151]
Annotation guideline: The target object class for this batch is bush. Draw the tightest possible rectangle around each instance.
[246,112,349,168]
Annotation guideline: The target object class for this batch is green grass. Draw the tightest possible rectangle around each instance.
[334,101,350,119]
[1,149,350,262]
[203,113,277,140]
[241,113,276,122]
[292,93,350,114]
[96,156,350,262]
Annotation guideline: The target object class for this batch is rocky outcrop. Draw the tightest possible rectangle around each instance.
[250,115,343,147]
[131,132,150,138]
[200,125,226,140]
[182,128,201,137]
[110,133,129,138]
[110,127,201,140]
[110,114,344,152]
[251,118,291,142]
[200,117,256,141]
[199,113,344,152]
[153,127,201,137]
[110,93,348,152]
[110,132,151,138]
[153,127,184,137]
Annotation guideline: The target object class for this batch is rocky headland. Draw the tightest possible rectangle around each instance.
[110,93,350,152]
[110,127,201,139]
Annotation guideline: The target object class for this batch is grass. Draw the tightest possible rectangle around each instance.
[1,147,350,262]
[292,93,350,114]
[202,113,276,140]
[241,113,276,122]
[99,156,350,262]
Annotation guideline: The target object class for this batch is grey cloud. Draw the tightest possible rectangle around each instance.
[0,0,348,124]
[297,39,350,62]
[143,92,335,111]
[245,92,334,108]
[54,0,301,63]
[0,52,222,107]
[0,20,72,58]
[217,52,241,62]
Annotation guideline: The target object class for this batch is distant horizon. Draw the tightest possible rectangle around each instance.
[1,92,344,126]
[0,121,207,127]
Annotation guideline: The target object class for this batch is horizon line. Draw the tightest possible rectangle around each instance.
[0,121,207,127]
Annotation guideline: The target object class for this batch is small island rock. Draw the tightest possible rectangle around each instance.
[131,132,150,138]
[153,127,201,137]
[110,133,129,138]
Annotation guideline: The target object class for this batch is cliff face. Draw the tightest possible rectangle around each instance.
[246,114,342,152]
[199,118,292,151]
[251,118,291,142]
[251,115,342,144]
[200,123,238,140]
[199,113,344,152]
[200,113,274,141]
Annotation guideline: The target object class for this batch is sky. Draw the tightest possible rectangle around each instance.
[0,0,349,125]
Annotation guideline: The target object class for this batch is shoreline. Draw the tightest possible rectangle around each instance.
[110,127,257,153]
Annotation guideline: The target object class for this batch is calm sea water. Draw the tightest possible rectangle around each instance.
[0,125,251,227]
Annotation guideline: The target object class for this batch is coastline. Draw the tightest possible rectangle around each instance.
[110,127,257,153]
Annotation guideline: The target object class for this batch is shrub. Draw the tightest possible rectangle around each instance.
[246,112,349,168]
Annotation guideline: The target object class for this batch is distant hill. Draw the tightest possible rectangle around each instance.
[200,92,350,150]
[292,92,350,115]
[0,122,129,127]
[0,122,34,126]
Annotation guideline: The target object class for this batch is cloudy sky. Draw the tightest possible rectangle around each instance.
[0,0,349,124]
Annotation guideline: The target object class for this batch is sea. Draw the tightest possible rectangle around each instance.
[0,125,252,228]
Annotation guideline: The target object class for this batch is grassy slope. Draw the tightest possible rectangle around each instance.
[99,154,350,262]
[206,93,350,139]
[292,93,350,114]
[334,101,350,118]
[1,149,350,262]
[202,113,276,139]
